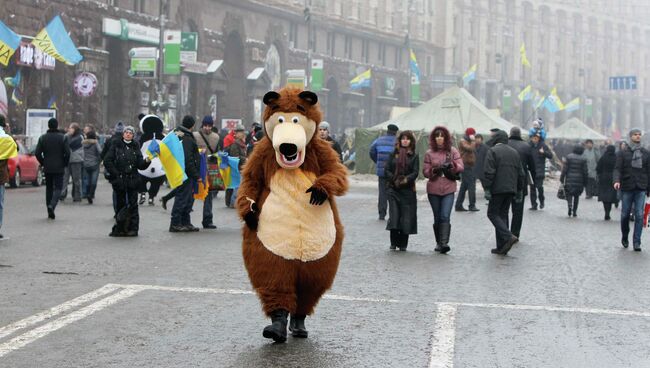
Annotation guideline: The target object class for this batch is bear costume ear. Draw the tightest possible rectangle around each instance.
[298,91,318,105]
[263,91,281,105]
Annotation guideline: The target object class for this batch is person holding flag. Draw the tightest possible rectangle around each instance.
[193,116,220,229]
[0,115,17,239]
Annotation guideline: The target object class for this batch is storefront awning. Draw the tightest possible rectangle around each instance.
[207,60,227,79]
[247,67,271,86]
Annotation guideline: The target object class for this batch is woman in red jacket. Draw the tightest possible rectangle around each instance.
[422,126,464,253]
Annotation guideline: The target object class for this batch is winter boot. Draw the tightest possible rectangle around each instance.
[262,309,288,343]
[433,224,443,252]
[289,314,308,338]
[438,223,451,254]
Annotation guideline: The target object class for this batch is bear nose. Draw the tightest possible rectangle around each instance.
[279,143,298,157]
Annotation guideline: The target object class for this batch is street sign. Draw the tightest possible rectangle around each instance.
[129,58,156,79]
[26,109,56,139]
[164,30,181,75]
[129,47,157,58]
[609,76,637,90]
[180,32,198,63]
[311,59,323,91]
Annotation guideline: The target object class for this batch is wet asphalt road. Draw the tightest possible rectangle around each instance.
[1,177,649,367]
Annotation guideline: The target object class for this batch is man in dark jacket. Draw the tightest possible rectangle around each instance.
[507,127,536,239]
[474,134,488,192]
[529,133,553,210]
[35,118,71,220]
[318,121,343,162]
[170,115,201,232]
[613,128,650,251]
[483,129,525,255]
[370,123,398,220]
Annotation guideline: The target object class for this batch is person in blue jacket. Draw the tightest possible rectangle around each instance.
[370,123,399,220]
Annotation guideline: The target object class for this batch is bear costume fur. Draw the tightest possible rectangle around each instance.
[237,87,348,343]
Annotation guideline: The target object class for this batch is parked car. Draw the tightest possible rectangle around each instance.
[7,141,43,188]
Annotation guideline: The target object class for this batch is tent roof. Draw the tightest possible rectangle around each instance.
[547,117,607,141]
[370,86,514,134]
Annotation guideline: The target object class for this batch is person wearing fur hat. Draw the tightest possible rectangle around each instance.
[613,128,650,251]
[35,118,71,220]
[455,127,479,212]
[169,116,201,232]
[104,126,151,236]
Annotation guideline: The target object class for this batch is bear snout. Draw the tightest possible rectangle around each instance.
[279,143,298,158]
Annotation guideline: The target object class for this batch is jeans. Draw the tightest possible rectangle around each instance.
[203,190,214,225]
[456,169,476,209]
[82,165,100,199]
[0,186,4,230]
[229,187,239,209]
[529,176,545,208]
[61,162,82,201]
[488,193,514,248]
[620,190,646,245]
[427,193,455,224]
[510,194,525,238]
[45,173,64,211]
[378,178,388,219]
[171,180,195,226]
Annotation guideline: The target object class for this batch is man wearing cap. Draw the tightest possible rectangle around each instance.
[455,127,479,212]
[528,133,552,210]
[194,116,220,229]
[370,124,399,220]
[613,128,650,251]
[35,118,71,220]
[170,115,201,232]
[318,121,342,162]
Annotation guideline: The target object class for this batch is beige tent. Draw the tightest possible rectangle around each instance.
[370,86,514,134]
[547,117,607,141]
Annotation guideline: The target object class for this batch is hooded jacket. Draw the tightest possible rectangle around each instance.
[483,130,525,195]
[560,145,588,196]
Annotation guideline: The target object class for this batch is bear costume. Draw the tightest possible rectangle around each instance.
[237,87,348,343]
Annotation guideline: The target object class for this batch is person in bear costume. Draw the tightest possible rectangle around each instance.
[137,115,166,205]
[237,87,348,343]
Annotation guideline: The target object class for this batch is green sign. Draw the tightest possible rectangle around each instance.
[164,30,181,75]
[129,58,156,78]
[311,59,323,92]
[502,89,512,113]
[585,98,593,118]
[181,32,198,51]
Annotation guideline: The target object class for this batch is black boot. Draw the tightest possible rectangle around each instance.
[438,223,451,254]
[289,314,308,338]
[263,309,288,343]
[433,224,443,252]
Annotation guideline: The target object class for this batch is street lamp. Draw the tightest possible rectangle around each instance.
[155,0,168,115]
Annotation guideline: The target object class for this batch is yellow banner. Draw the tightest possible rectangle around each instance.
[0,42,15,66]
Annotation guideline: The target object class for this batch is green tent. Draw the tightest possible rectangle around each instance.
[546,117,607,141]
[354,86,515,175]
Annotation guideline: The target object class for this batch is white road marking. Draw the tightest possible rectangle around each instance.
[457,301,650,318]
[0,284,120,341]
[429,303,457,368]
[0,287,140,358]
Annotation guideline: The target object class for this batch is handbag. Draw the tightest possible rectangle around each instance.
[441,152,460,181]
[199,132,225,191]
[557,180,566,200]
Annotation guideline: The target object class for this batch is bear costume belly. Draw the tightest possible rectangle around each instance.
[257,168,336,262]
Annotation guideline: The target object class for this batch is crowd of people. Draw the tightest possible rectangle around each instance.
[370,120,650,255]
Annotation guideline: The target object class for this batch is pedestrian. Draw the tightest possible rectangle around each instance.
[528,118,546,141]
[193,115,220,229]
[583,139,601,199]
[369,123,398,220]
[384,130,419,251]
[169,115,201,232]
[474,133,488,194]
[507,127,536,239]
[483,129,525,255]
[560,145,588,218]
[61,123,84,202]
[597,145,618,220]
[528,133,552,210]
[246,122,264,154]
[0,116,18,238]
[613,128,650,251]
[423,126,464,253]
[225,123,248,208]
[103,126,151,237]
[34,118,71,220]
[137,115,166,206]
[101,121,125,214]
[318,121,343,161]
[455,127,479,212]
[82,130,102,204]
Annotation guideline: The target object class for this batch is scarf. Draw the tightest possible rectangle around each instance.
[630,143,643,169]
[123,139,133,145]
[395,147,409,177]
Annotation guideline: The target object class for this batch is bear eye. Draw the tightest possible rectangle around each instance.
[292,117,299,124]
[278,116,285,123]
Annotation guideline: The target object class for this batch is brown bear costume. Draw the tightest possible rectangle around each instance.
[237,87,348,343]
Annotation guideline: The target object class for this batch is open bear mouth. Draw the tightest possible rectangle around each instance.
[280,151,302,166]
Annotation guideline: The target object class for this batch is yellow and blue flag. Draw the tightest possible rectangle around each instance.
[0,127,17,160]
[520,43,531,68]
[47,95,57,109]
[32,15,83,66]
[462,64,477,85]
[0,21,21,67]
[193,151,209,201]
[533,90,545,110]
[10,87,23,106]
[147,132,187,188]
[350,68,372,90]
[543,87,565,113]
[518,85,533,101]
[564,97,580,112]
[3,69,21,89]
[409,49,420,83]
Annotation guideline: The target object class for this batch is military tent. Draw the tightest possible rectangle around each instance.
[546,117,607,141]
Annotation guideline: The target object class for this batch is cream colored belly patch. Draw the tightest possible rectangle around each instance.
[257,169,336,262]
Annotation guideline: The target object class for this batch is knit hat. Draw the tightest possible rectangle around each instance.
[123,125,136,135]
[114,121,124,133]
[202,115,214,126]
[509,126,521,138]
[182,115,196,129]
[48,118,59,129]
[387,124,399,132]
[465,127,476,136]
[629,128,642,137]
[319,121,330,130]
[234,123,246,132]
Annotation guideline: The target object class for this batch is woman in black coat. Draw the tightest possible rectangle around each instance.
[560,145,588,217]
[384,130,419,251]
[597,145,618,220]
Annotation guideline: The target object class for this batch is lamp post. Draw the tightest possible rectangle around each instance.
[405,0,415,107]
[304,1,312,90]
[154,0,167,115]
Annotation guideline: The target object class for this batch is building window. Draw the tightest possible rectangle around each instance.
[327,32,336,56]
[289,23,298,48]
[378,43,386,66]
[362,40,369,63]
[426,55,433,76]
[344,35,352,59]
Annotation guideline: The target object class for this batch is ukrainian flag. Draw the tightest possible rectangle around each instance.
[147,132,187,188]
[0,128,17,160]
[32,16,83,66]
[409,49,420,83]
[462,64,477,85]
[564,97,580,112]
[350,68,372,90]
[518,85,533,101]
[543,87,565,113]
[520,43,531,68]
[193,150,209,201]
[47,96,57,109]
[0,21,21,67]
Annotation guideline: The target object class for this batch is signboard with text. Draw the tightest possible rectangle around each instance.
[26,109,56,140]
[609,76,637,90]
[15,42,56,70]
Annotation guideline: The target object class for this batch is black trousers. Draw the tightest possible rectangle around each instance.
[378,178,388,218]
[566,195,580,214]
[456,169,476,209]
[139,175,165,198]
[529,177,545,207]
[586,178,598,197]
[488,193,514,248]
[510,195,525,238]
[171,180,195,226]
[113,188,140,233]
[45,173,64,210]
[390,229,409,248]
